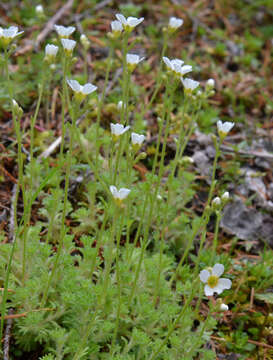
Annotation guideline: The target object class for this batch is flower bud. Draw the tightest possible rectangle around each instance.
[12,99,23,117]
[139,152,147,159]
[206,78,215,89]
[35,5,44,18]
[220,303,229,311]
[117,100,123,110]
[212,197,221,210]
[221,191,229,202]
[80,34,90,50]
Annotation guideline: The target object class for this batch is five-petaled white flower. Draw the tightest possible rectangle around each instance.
[181,78,200,92]
[110,185,131,201]
[45,44,59,61]
[110,123,130,137]
[67,79,97,101]
[61,38,76,54]
[54,25,75,38]
[111,20,123,35]
[115,14,144,31]
[0,26,24,46]
[217,120,234,138]
[169,17,183,30]
[131,132,145,146]
[199,263,232,296]
[163,57,192,77]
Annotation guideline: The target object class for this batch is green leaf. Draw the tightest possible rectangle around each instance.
[255,293,273,304]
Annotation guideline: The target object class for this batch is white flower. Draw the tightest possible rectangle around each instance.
[126,54,145,65]
[67,79,97,98]
[163,57,192,77]
[110,123,130,137]
[115,14,144,30]
[0,26,24,45]
[35,5,44,15]
[220,303,229,311]
[45,44,59,60]
[199,263,232,296]
[54,25,75,38]
[221,192,229,201]
[131,132,145,146]
[111,20,123,35]
[217,120,234,137]
[206,78,215,88]
[110,185,131,200]
[181,78,200,92]
[169,17,183,30]
[61,38,76,54]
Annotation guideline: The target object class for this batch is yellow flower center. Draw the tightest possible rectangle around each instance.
[207,275,219,288]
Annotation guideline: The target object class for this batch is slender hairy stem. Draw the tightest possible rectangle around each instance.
[111,213,125,351]
[100,210,119,308]
[128,82,176,305]
[139,31,169,120]
[170,138,221,283]
[41,102,78,306]
[149,281,197,360]
[212,210,221,261]
[22,73,46,284]
[60,56,68,160]
[151,78,173,175]
[95,45,114,167]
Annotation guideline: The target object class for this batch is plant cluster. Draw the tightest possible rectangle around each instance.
[0,3,272,360]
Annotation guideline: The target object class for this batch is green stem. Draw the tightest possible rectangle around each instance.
[149,282,197,360]
[95,45,114,167]
[212,210,221,261]
[60,56,68,160]
[128,81,176,304]
[111,212,125,351]
[22,73,46,284]
[139,31,169,120]
[100,210,119,308]
[89,209,109,278]
[170,139,221,283]
[41,102,78,306]
[151,78,173,175]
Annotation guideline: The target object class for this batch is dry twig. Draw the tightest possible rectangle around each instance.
[3,308,14,360]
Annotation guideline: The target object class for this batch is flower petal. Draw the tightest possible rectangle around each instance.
[212,263,224,277]
[123,126,130,134]
[162,57,172,69]
[67,79,81,92]
[82,83,97,95]
[118,188,131,200]
[199,269,210,283]
[204,284,214,296]
[115,14,127,25]
[218,278,232,291]
[109,185,118,197]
